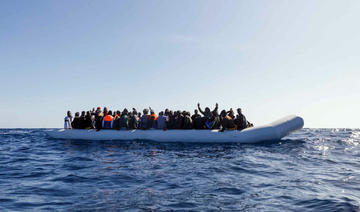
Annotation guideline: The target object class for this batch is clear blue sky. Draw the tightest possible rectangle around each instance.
[1,0,359,128]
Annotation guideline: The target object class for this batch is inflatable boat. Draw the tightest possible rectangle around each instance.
[46,115,304,143]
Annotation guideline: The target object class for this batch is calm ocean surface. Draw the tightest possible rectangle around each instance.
[0,128,359,211]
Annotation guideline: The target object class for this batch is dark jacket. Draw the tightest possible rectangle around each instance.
[220,115,236,130]
[83,115,93,129]
[119,115,129,129]
[140,115,149,129]
[198,105,218,118]
[95,115,103,130]
[167,115,177,129]
[113,116,121,130]
[235,113,247,130]
[71,117,81,129]
[175,115,184,129]
[193,116,204,129]
[191,114,201,121]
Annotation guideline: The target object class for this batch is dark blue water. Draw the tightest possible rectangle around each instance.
[0,129,359,211]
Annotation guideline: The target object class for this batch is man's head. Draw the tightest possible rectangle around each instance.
[67,111,72,117]
[194,109,198,115]
[123,108,128,115]
[228,110,235,118]
[81,111,86,117]
[159,111,164,116]
[143,109,149,115]
[220,110,227,117]
[205,107,210,113]
[75,112,80,117]
[95,107,102,114]
[237,108,242,115]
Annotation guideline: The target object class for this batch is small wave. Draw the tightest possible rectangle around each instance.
[51,174,90,183]
[295,198,359,212]
[165,202,197,209]
[1,128,360,211]
[214,187,245,195]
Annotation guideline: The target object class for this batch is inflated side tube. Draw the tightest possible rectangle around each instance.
[46,115,304,143]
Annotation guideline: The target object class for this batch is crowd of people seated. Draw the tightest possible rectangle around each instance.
[64,103,253,131]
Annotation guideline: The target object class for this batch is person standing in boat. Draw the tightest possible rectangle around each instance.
[203,111,220,129]
[192,109,203,129]
[119,108,129,129]
[83,111,93,129]
[137,112,142,128]
[191,109,201,121]
[95,107,102,116]
[197,103,219,129]
[175,110,184,129]
[71,112,82,129]
[113,110,121,130]
[219,110,236,131]
[113,110,120,121]
[166,110,176,129]
[140,109,150,129]
[128,108,139,129]
[95,107,104,131]
[197,103,218,118]
[79,111,86,129]
[64,111,73,129]
[164,108,170,117]
[234,108,253,130]
[182,111,193,129]
[102,110,114,129]
[148,108,158,129]
[156,111,167,130]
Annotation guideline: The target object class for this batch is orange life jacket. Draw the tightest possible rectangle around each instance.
[148,114,158,120]
[104,115,113,122]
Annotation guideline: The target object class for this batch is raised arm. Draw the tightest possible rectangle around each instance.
[213,103,219,113]
[197,103,205,115]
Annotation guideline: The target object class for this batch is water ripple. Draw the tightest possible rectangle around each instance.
[0,128,359,211]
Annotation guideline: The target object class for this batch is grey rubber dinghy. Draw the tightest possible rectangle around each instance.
[46,115,304,144]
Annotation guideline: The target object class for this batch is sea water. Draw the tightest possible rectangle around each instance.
[0,128,359,211]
